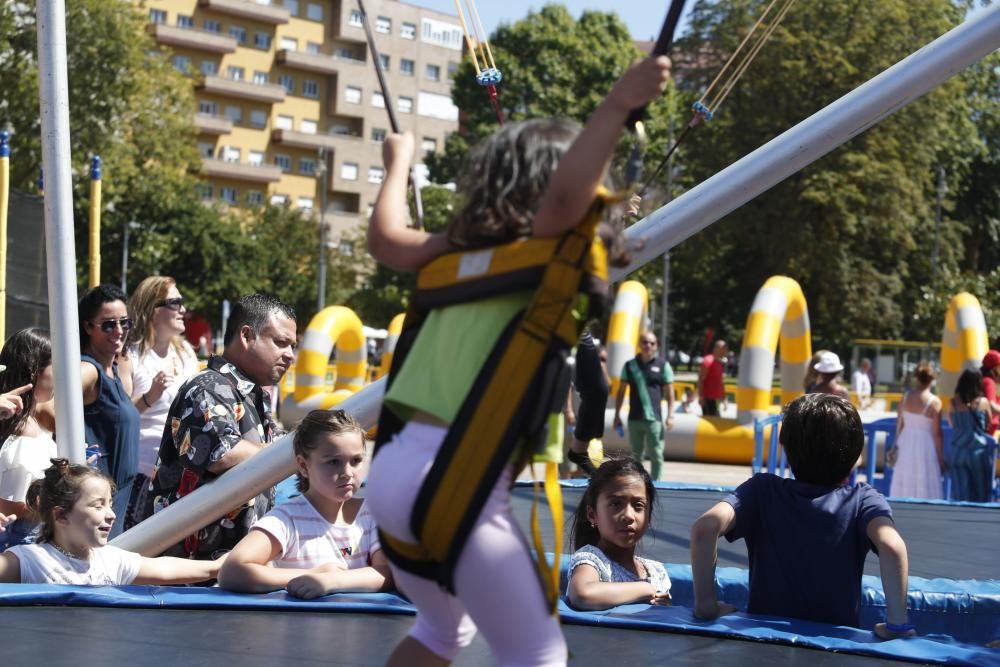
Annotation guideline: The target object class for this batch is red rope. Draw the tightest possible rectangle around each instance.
[487,84,505,125]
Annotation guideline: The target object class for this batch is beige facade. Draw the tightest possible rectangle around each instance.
[142,0,463,240]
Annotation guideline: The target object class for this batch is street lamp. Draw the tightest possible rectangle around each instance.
[120,218,139,293]
[316,147,329,312]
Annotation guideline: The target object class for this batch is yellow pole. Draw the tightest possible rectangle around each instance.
[0,131,9,342]
[88,156,101,288]
[453,0,483,73]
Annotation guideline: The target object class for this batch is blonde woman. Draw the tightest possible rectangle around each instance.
[124,277,200,529]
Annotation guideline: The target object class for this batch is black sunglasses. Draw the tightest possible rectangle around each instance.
[95,317,133,333]
[157,297,186,311]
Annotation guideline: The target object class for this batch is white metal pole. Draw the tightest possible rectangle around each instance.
[37,0,86,464]
[113,6,1000,555]
[611,3,1000,282]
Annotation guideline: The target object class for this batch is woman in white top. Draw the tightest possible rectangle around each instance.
[123,276,200,529]
[889,362,944,499]
[0,328,57,549]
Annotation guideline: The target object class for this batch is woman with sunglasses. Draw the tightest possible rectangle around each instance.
[122,277,199,530]
[79,284,141,539]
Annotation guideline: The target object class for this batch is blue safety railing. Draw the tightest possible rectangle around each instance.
[752,413,788,476]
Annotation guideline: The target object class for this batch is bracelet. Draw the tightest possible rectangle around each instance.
[884,621,916,633]
[141,394,152,408]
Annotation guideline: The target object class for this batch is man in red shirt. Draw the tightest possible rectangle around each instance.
[981,350,1000,435]
[698,339,728,417]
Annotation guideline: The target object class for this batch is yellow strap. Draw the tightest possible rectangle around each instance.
[530,461,563,613]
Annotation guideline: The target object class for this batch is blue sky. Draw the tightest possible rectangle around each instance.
[405,1,690,41]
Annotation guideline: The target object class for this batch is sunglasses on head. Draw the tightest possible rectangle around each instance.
[157,297,186,311]
[95,317,133,333]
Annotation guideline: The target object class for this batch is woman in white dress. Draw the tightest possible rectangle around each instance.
[0,328,57,548]
[889,362,944,499]
[123,276,200,529]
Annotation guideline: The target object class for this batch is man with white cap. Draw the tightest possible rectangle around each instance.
[811,351,850,400]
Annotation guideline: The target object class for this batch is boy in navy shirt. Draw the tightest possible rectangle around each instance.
[690,393,915,639]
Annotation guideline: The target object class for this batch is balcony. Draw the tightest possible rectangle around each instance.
[270,129,341,151]
[197,0,289,25]
[147,24,237,53]
[197,75,287,103]
[194,113,234,135]
[202,158,282,183]
[276,49,342,76]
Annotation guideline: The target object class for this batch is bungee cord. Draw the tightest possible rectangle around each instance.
[454,0,505,124]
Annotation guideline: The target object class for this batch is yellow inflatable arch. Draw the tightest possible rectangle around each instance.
[938,292,989,403]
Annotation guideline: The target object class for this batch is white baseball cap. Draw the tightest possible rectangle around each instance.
[814,351,844,374]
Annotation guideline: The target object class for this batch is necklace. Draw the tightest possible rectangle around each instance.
[49,541,87,560]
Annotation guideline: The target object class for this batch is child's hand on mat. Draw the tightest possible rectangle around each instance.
[873,622,916,640]
[694,600,737,620]
[609,56,672,114]
[649,590,672,606]
[0,513,14,532]
[287,572,333,600]
[382,132,415,172]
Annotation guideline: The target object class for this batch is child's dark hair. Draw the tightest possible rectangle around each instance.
[571,457,656,550]
[447,119,580,250]
[779,394,863,486]
[0,327,51,443]
[26,458,114,544]
[955,369,984,406]
[292,409,365,492]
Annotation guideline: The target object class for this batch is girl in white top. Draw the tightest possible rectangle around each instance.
[0,328,58,549]
[219,409,392,599]
[567,458,671,610]
[0,459,222,585]
[889,362,944,499]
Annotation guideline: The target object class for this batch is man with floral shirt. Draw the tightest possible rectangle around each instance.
[143,294,297,558]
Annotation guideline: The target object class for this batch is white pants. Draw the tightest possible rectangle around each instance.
[366,421,567,666]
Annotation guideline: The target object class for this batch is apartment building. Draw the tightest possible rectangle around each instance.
[143,0,462,240]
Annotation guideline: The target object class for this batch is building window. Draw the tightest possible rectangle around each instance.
[271,193,289,205]
[253,70,269,85]
[198,184,213,200]
[368,166,385,183]
[280,36,297,51]
[221,187,238,204]
[375,16,391,34]
[250,110,268,128]
[398,96,413,114]
[306,3,323,21]
[298,196,314,210]
[203,19,221,33]
[401,22,416,39]
[254,32,272,49]
[299,158,316,175]
[274,154,291,171]
[227,66,245,81]
[246,191,264,206]
[303,79,319,98]
[276,114,293,130]
[344,86,362,104]
[400,59,414,76]
[425,64,440,81]
[349,10,363,27]
[341,162,358,180]
[229,26,247,44]
[306,41,321,54]
[278,74,294,93]
[339,239,355,256]
[149,9,167,24]
[176,15,193,28]
[421,18,463,50]
[421,137,438,153]
[300,119,317,134]
[330,123,350,135]
[224,105,242,123]
[447,61,459,79]
[172,55,192,74]
[371,128,386,143]
[378,54,390,71]
[200,60,218,76]
[197,142,215,158]
[371,92,385,108]
[198,101,217,115]
[248,150,265,166]
[284,0,298,15]
[221,146,241,163]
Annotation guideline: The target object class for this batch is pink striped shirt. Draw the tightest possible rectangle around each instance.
[252,495,380,570]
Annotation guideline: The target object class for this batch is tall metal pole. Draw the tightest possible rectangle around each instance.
[120,221,130,293]
[316,147,328,312]
[37,0,86,463]
[0,131,10,344]
[931,165,946,281]
[660,118,674,351]
[112,5,1000,554]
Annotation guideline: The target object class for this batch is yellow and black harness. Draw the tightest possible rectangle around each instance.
[374,196,612,612]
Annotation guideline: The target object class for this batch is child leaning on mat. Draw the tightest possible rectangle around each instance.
[0,459,222,585]
[689,393,915,639]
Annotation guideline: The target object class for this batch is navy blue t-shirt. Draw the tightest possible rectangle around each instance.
[723,473,893,627]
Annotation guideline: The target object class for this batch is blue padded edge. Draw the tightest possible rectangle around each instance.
[0,583,996,664]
